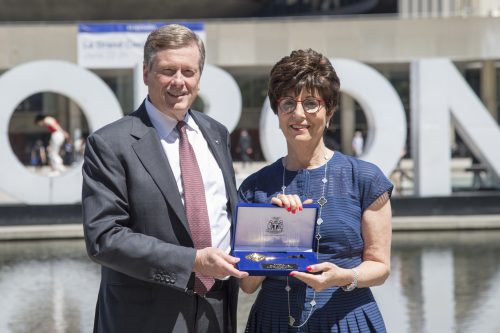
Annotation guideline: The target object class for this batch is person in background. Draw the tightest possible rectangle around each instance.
[34,114,70,173]
[82,24,248,333]
[352,130,364,157]
[72,128,86,163]
[238,49,393,332]
[236,129,253,166]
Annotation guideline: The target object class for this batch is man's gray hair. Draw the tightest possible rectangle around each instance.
[143,24,206,73]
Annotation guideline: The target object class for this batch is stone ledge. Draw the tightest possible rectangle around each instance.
[0,224,83,240]
[1,215,500,240]
[392,215,500,231]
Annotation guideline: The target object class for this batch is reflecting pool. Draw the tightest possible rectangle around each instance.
[0,240,99,333]
[1,230,500,332]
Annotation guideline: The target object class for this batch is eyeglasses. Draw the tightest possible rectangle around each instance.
[277,97,325,115]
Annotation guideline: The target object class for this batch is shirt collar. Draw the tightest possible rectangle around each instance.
[144,98,199,139]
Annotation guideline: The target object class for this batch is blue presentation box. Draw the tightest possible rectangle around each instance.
[232,203,319,276]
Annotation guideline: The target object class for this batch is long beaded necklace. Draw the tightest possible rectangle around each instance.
[282,153,330,328]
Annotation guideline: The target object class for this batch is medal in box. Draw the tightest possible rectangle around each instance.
[232,203,319,276]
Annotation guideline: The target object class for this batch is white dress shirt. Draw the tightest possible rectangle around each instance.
[145,99,231,253]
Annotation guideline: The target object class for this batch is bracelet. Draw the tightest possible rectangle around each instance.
[341,268,358,292]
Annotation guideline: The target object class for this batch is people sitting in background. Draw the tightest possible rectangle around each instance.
[30,139,47,167]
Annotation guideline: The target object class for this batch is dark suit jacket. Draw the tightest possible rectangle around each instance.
[82,102,239,333]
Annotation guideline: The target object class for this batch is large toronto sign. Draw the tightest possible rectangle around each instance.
[0,59,499,204]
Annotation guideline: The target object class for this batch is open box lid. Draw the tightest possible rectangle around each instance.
[233,203,319,252]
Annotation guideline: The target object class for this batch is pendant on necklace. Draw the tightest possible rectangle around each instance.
[289,316,296,326]
[317,196,327,207]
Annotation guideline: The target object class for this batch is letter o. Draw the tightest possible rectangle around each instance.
[259,58,407,176]
[199,64,242,133]
[0,60,123,204]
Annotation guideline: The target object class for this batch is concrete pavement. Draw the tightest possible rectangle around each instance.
[1,160,500,240]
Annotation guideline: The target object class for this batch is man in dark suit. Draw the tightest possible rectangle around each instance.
[82,24,248,333]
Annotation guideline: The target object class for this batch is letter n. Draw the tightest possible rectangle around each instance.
[411,59,500,196]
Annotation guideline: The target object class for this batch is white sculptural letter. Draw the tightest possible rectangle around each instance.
[0,61,123,204]
[411,59,500,196]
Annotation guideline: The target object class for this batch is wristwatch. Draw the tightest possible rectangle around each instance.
[341,268,358,292]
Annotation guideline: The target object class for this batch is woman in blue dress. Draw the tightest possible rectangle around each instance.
[238,49,393,332]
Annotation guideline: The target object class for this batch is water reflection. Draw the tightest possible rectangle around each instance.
[372,231,500,333]
[0,240,99,333]
[1,231,500,332]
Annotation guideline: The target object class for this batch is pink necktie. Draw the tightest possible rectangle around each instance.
[177,121,215,296]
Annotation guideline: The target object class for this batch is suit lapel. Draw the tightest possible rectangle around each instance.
[130,105,189,232]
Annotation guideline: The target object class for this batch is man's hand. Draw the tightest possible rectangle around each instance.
[193,247,249,279]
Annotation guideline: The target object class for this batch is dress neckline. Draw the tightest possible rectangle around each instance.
[281,151,336,173]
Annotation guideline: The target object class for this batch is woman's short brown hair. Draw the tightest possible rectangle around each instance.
[268,49,340,118]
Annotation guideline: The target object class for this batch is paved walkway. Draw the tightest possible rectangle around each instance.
[0,158,485,202]
[1,160,499,240]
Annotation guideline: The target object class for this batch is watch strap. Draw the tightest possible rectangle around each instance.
[341,268,358,292]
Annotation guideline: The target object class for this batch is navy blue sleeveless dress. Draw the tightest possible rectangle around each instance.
[238,152,393,333]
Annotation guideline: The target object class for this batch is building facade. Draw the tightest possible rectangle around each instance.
[1,3,499,197]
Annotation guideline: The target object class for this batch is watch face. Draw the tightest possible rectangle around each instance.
[342,283,356,292]
[345,284,356,291]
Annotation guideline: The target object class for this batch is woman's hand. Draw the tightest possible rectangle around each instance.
[288,263,354,292]
[290,193,393,292]
[271,194,313,213]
